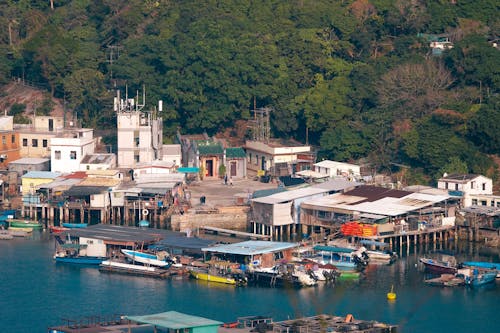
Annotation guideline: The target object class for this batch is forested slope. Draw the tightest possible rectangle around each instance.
[0,0,498,184]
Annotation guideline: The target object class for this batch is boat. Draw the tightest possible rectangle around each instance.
[462,261,500,271]
[7,219,43,229]
[458,268,497,287]
[311,245,368,269]
[62,223,88,228]
[53,235,107,265]
[49,225,70,233]
[419,255,458,274]
[189,269,247,286]
[8,227,32,237]
[359,240,398,264]
[121,249,173,268]
[425,273,465,287]
[248,264,317,287]
[0,230,14,240]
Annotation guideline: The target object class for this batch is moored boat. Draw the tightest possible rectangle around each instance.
[189,269,246,285]
[424,273,465,287]
[49,225,70,233]
[462,261,500,271]
[121,249,173,268]
[419,255,458,275]
[54,254,107,265]
[311,245,368,269]
[62,222,88,228]
[7,219,43,229]
[458,268,497,287]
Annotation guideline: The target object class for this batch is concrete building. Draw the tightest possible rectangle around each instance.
[8,157,50,176]
[161,144,182,167]
[80,153,116,171]
[244,139,314,177]
[314,160,361,178]
[15,115,65,158]
[0,116,21,169]
[115,90,163,168]
[50,129,96,173]
[437,174,493,207]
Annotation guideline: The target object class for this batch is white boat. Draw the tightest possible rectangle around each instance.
[100,260,159,272]
[121,249,173,267]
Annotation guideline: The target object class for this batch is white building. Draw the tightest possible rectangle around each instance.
[244,139,313,176]
[437,174,493,207]
[314,160,361,178]
[161,144,182,167]
[115,90,163,168]
[50,129,96,173]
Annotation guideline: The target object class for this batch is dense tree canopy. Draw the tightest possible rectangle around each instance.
[0,0,498,184]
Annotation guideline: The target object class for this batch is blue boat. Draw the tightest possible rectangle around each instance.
[311,245,368,269]
[462,261,500,271]
[464,270,497,287]
[54,255,107,265]
[62,223,88,228]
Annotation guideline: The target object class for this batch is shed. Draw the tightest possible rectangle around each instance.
[125,311,222,333]
[8,157,50,176]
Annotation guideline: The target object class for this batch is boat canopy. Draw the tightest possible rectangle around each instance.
[313,245,353,253]
[359,240,390,248]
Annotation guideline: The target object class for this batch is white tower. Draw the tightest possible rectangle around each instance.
[115,87,163,168]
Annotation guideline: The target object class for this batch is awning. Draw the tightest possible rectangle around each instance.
[177,167,199,173]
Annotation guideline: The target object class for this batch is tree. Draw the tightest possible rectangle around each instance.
[378,60,454,119]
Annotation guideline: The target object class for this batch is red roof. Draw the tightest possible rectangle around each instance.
[63,171,87,179]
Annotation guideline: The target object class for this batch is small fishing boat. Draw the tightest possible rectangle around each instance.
[419,255,458,275]
[458,268,497,287]
[8,227,33,237]
[62,222,88,228]
[54,253,107,265]
[121,249,173,268]
[462,261,500,271]
[359,240,398,264]
[7,219,43,229]
[53,235,107,265]
[49,226,70,233]
[189,269,247,286]
[311,245,368,269]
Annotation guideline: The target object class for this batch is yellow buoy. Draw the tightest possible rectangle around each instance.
[387,285,396,300]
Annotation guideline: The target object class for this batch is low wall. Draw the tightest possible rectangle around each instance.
[171,206,249,232]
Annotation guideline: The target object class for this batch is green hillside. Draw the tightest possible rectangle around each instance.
[0,0,498,184]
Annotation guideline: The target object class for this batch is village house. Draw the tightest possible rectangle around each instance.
[15,115,64,159]
[437,174,493,207]
[8,157,50,176]
[79,153,116,171]
[244,139,314,177]
[300,185,456,238]
[50,128,96,173]
[251,179,360,240]
[313,159,361,179]
[0,116,21,169]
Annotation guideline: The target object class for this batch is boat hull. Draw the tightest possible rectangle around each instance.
[121,249,171,267]
[62,223,88,228]
[420,258,457,274]
[190,270,237,285]
[54,256,107,265]
[8,220,42,229]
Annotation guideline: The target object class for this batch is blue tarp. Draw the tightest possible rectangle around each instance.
[313,245,354,253]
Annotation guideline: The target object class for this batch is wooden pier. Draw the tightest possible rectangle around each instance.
[199,226,271,240]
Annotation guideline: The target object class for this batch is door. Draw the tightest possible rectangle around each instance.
[48,119,54,132]
[230,161,237,177]
[205,159,213,177]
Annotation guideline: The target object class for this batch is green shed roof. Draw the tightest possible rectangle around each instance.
[226,147,246,158]
[125,311,223,329]
[197,143,224,155]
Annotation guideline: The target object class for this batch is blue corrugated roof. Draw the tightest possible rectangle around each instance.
[125,311,222,329]
[21,171,61,179]
[202,240,298,255]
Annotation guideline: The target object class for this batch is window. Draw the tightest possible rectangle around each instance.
[134,130,139,147]
[455,184,458,191]
[70,151,77,160]
[55,150,61,160]
[23,138,28,147]
[445,182,448,190]
[2,136,5,144]
[471,181,475,189]
[482,183,486,191]
[491,201,495,207]
[32,139,38,147]
[481,200,487,206]
[11,135,15,144]
[42,139,48,148]
[472,199,478,205]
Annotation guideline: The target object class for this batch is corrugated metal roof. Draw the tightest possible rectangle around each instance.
[226,147,246,158]
[37,178,81,189]
[202,240,298,255]
[62,224,182,243]
[79,177,120,187]
[314,160,360,169]
[252,186,328,204]
[64,186,109,196]
[126,311,222,329]
[252,188,287,199]
[21,171,61,179]
[311,179,363,191]
[9,157,49,165]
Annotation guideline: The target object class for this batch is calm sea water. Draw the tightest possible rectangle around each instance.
[0,231,499,333]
